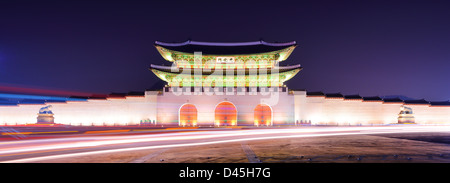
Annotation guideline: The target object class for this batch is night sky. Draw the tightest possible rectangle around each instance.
[0,0,449,101]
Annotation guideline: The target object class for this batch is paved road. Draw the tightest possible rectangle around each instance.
[0,125,449,163]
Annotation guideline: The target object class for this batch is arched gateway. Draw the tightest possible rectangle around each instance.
[151,40,302,127]
[215,101,237,126]
[179,103,198,126]
[254,104,272,126]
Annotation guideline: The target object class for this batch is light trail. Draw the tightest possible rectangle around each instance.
[0,125,449,163]
[0,126,405,155]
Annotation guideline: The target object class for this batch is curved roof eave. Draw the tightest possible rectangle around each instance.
[149,64,302,76]
[155,40,297,47]
[155,45,297,62]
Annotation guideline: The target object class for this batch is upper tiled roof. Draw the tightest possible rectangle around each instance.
[325,93,344,98]
[306,91,325,96]
[404,99,430,104]
[430,101,450,106]
[155,40,297,55]
[363,96,383,101]
[382,97,404,103]
[344,94,362,99]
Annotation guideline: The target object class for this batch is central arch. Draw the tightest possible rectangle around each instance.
[254,104,272,126]
[179,103,198,126]
[215,101,237,126]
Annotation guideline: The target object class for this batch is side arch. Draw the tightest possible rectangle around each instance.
[179,103,198,126]
[254,103,273,126]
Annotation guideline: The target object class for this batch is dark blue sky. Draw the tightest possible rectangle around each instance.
[0,0,449,101]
